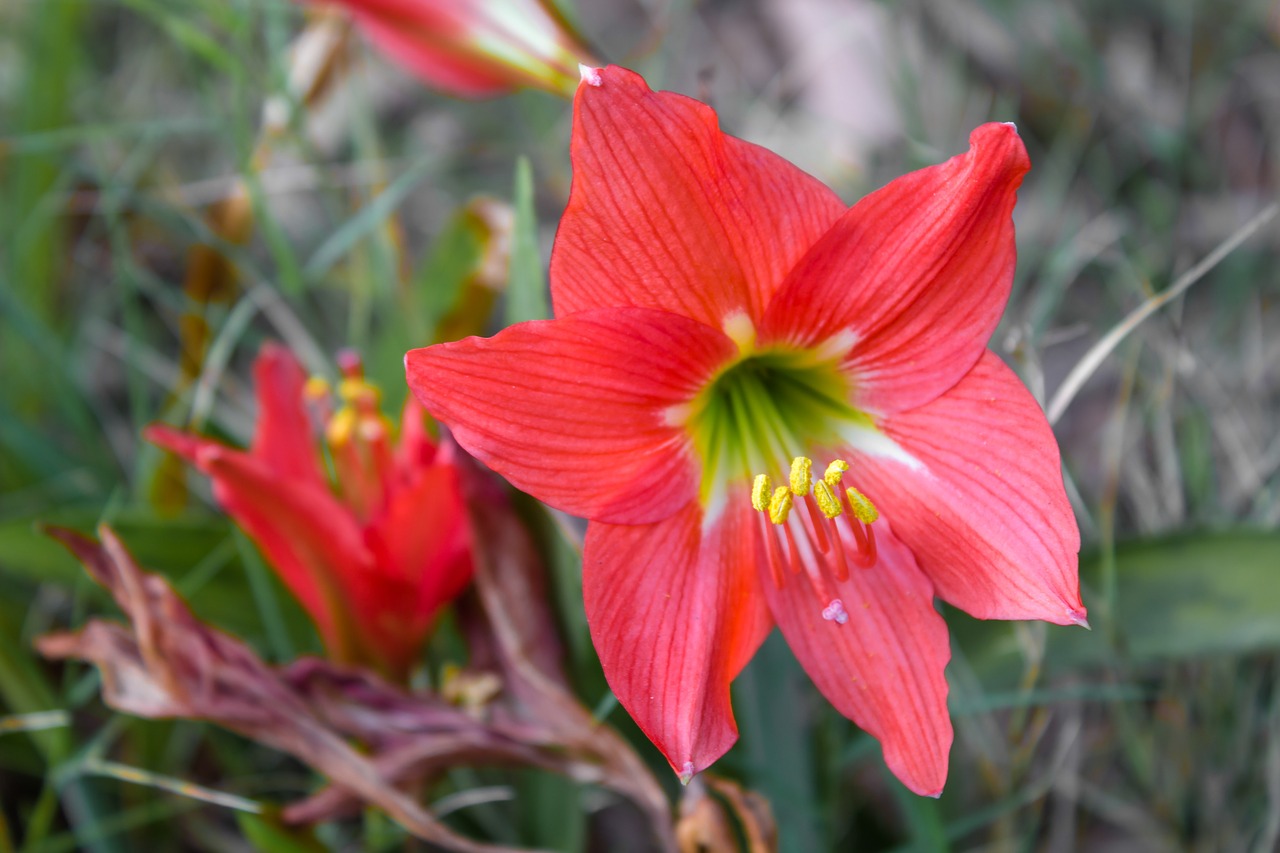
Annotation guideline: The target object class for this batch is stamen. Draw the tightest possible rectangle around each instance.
[768,486,793,525]
[802,495,832,552]
[756,517,786,589]
[813,479,842,519]
[845,486,879,524]
[325,407,357,447]
[789,456,812,496]
[821,599,849,625]
[751,474,772,512]
[743,457,878,611]
[303,376,331,401]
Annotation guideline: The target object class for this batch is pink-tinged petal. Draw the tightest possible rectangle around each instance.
[761,123,1030,414]
[857,351,1084,625]
[405,307,735,525]
[351,12,518,98]
[250,343,326,487]
[332,0,590,98]
[195,445,373,658]
[762,521,952,796]
[551,66,846,325]
[584,500,773,779]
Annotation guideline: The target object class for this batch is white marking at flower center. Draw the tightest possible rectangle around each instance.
[721,311,757,353]
[579,64,603,87]
[822,598,849,625]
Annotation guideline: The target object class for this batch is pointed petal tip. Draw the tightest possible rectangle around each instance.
[1068,608,1091,630]
[578,63,602,88]
[677,760,696,786]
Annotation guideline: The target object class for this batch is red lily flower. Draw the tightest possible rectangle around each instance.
[304,0,597,98]
[147,345,472,682]
[404,66,1084,795]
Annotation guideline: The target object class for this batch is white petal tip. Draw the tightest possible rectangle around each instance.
[1002,121,1018,132]
[579,64,603,87]
[678,761,696,785]
[1068,609,1090,630]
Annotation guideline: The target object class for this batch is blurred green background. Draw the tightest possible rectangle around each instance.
[2,0,1278,850]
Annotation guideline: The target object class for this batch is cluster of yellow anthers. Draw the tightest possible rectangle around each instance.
[751,457,879,527]
[305,373,395,451]
[304,364,397,518]
[749,457,881,624]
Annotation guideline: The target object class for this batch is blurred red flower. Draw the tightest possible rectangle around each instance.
[307,0,597,97]
[405,66,1084,795]
[148,345,472,681]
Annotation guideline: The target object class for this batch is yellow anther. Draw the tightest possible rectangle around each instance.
[751,474,773,512]
[768,486,793,525]
[845,487,879,524]
[337,377,381,407]
[303,375,331,401]
[823,459,850,487]
[813,479,843,519]
[789,456,813,496]
[325,407,357,448]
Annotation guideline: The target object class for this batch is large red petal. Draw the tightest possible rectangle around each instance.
[762,521,952,796]
[584,500,773,779]
[761,123,1029,414]
[249,344,326,488]
[551,66,846,326]
[405,307,735,525]
[857,351,1084,624]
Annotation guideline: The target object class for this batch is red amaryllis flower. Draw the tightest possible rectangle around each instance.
[305,0,597,98]
[147,345,472,682]
[404,66,1084,795]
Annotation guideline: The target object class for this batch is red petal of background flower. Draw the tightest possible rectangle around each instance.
[762,123,1030,415]
[584,500,773,780]
[249,343,327,488]
[394,395,439,473]
[199,445,373,654]
[551,66,845,326]
[858,351,1085,625]
[363,462,473,645]
[405,307,735,525]
[761,520,952,796]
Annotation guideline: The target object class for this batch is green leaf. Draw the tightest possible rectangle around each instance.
[504,156,549,325]
[304,155,437,280]
[414,206,486,342]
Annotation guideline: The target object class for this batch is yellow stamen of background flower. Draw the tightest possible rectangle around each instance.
[338,377,381,407]
[789,456,812,496]
[304,376,331,401]
[845,486,879,524]
[326,407,357,447]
